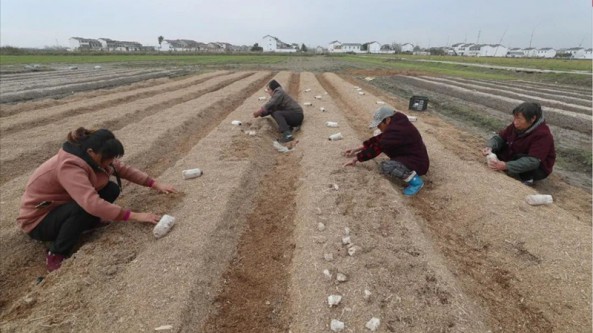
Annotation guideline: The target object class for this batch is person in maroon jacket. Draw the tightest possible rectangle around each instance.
[481,102,556,185]
[17,128,177,272]
[343,106,429,196]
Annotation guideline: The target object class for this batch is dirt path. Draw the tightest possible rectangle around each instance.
[0,70,590,333]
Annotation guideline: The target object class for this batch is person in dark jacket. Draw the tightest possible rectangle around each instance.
[18,127,177,272]
[343,106,429,196]
[253,79,304,143]
[481,102,555,185]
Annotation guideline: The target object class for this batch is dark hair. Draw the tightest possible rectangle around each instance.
[268,79,281,91]
[67,127,124,161]
[512,102,542,122]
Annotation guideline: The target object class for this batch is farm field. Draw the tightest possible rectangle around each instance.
[0,58,591,332]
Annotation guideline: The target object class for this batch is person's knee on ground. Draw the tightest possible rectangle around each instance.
[98,181,120,203]
[51,204,98,255]
[88,181,121,228]
[37,203,98,272]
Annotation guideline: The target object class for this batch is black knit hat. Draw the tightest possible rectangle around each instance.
[268,79,281,91]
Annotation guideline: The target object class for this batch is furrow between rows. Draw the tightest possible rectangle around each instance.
[0,72,255,184]
[0,70,185,103]
[0,68,135,83]
[439,76,592,106]
[201,72,299,332]
[0,72,275,328]
[398,76,592,134]
[0,71,230,133]
[423,76,591,114]
[288,72,488,332]
[0,69,155,93]
[46,71,286,332]
[514,79,592,96]
[322,72,591,331]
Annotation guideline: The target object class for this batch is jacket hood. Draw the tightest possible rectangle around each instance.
[62,141,102,171]
[518,115,545,137]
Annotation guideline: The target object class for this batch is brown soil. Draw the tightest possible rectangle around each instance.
[0,64,590,333]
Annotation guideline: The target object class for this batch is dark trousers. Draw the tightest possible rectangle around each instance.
[28,182,120,256]
[271,111,303,133]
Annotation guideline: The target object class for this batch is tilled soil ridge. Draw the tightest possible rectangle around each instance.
[324,72,591,332]
[0,70,590,333]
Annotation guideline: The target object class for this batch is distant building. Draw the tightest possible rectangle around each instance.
[362,41,381,53]
[261,35,297,53]
[563,47,586,59]
[328,40,342,52]
[341,43,362,53]
[452,43,474,56]
[536,48,556,58]
[467,44,482,57]
[69,37,144,52]
[522,47,538,58]
[160,39,205,52]
[97,38,142,52]
[435,47,455,56]
[482,44,509,57]
[401,43,414,53]
[380,44,394,54]
[507,48,525,58]
[69,37,102,51]
[328,41,382,54]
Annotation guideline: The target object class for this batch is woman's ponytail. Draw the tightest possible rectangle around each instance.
[67,127,95,145]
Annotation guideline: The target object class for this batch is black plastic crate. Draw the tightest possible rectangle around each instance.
[408,96,429,111]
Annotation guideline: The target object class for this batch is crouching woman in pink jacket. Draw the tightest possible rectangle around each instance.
[17,128,177,272]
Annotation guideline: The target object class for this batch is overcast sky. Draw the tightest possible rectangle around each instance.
[1,0,591,49]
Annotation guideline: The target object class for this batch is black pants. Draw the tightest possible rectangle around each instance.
[28,182,120,256]
[271,111,303,133]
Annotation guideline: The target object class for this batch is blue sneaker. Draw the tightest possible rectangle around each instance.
[403,175,424,196]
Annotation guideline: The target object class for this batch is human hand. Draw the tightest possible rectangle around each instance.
[152,181,177,194]
[481,147,492,156]
[488,160,507,171]
[343,147,361,157]
[130,212,160,224]
[343,158,358,167]
[343,149,355,157]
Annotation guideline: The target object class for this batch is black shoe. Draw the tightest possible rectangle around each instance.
[278,134,294,143]
[522,179,534,186]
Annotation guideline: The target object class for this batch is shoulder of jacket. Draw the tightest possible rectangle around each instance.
[57,150,90,169]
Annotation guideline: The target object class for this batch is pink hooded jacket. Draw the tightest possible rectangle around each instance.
[17,148,153,233]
